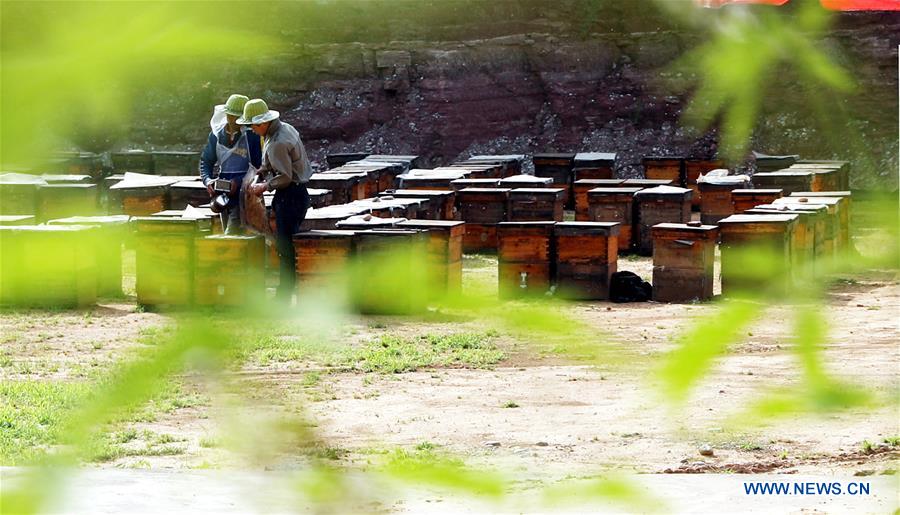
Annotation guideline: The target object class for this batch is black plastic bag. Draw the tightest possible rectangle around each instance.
[609,271,652,303]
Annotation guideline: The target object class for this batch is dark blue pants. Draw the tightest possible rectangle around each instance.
[272,183,309,300]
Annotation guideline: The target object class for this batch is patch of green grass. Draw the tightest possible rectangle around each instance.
[351,332,504,374]
[0,380,92,465]
[312,446,349,461]
[883,437,900,447]
[415,441,438,452]
[301,372,322,388]
[136,325,172,346]
[501,401,519,409]
[199,437,221,448]
[239,334,350,367]
[861,439,875,454]
[738,441,764,452]
[0,331,21,345]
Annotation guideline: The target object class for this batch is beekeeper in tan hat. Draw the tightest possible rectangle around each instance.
[240,98,313,303]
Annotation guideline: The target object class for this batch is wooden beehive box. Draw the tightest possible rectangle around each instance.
[307,173,367,204]
[573,179,625,220]
[293,230,357,280]
[462,223,498,253]
[46,151,102,177]
[37,184,98,221]
[757,202,830,261]
[117,185,169,216]
[533,153,576,182]
[111,150,154,174]
[397,220,465,294]
[789,164,842,192]
[134,216,211,307]
[697,178,751,225]
[47,215,132,297]
[752,170,814,195]
[497,221,555,298]
[532,153,576,206]
[326,152,369,168]
[152,151,200,176]
[553,222,619,300]
[345,197,411,219]
[731,189,784,213]
[299,206,366,231]
[794,160,850,190]
[448,163,504,179]
[684,159,724,208]
[336,214,407,230]
[507,188,565,222]
[353,168,382,198]
[351,229,429,314]
[194,234,265,306]
[365,154,422,170]
[362,196,425,219]
[754,152,798,172]
[0,225,98,308]
[717,214,798,296]
[0,179,40,216]
[745,207,818,278]
[308,188,333,209]
[623,178,675,188]
[498,174,553,190]
[634,186,693,255]
[778,196,843,257]
[168,181,209,210]
[642,156,684,184]
[457,188,508,252]
[586,187,642,252]
[790,192,851,252]
[573,152,616,181]
[651,222,718,303]
[381,189,457,220]
[450,178,501,191]
[152,208,222,234]
[397,169,468,190]
[456,188,509,224]
[462,155,526,176]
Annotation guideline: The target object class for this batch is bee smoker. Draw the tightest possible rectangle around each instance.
[210,178,232,213]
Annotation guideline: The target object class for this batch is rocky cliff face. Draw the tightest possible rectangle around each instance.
[130,2,899,188]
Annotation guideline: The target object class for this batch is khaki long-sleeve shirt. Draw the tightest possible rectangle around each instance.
[259,119,313,190]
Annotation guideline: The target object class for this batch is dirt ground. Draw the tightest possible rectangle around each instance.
[2,245,898,490]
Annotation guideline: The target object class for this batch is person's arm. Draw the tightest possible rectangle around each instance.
[265,141,294,191]
[199,132,218,185]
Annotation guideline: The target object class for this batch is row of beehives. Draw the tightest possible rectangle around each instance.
[0,212,456,312]
[28,150,202,178]
[0,154,432,220]
[0,213,254,308]
[653,192,852,303]
[0,172,333,222]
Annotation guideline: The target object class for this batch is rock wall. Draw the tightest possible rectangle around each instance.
[128,2,899,188]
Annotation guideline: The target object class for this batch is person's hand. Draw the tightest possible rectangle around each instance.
[249,183,267,197]
[206,182,215,197]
